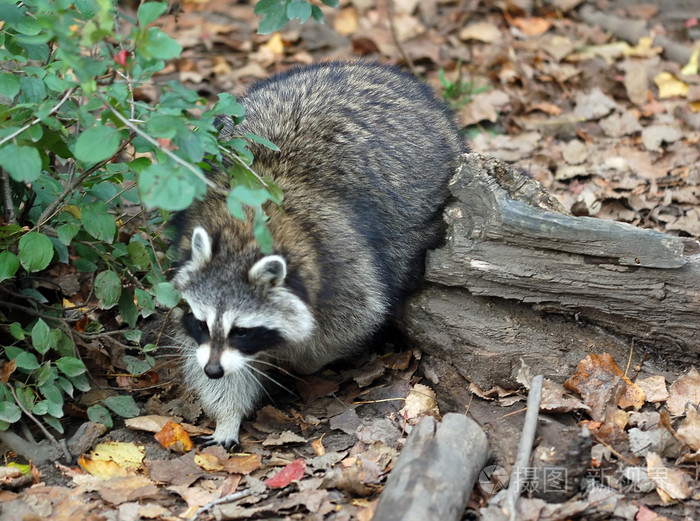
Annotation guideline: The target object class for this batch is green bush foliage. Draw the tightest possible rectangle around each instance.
[0,0,324,441]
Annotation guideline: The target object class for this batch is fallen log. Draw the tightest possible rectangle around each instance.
[405,153,700,389]
[373,413,489,521]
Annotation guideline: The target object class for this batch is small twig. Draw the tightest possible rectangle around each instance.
[0,88,76,149]
[1,168,16,224]
[624,338,634,377]
[36,136,134,227]
[386,0,415,74]
[504,374,543,521]
[219,145,270,189]
[7,386,72,463]
[101,95,218,191]
[194,489,253,518]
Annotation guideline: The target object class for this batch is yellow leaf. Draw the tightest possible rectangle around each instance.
[681,47,700,76]
[81,441,146,478]
[654,72,689,99]
[263,33,284,55]
[194,453,225,471]
[62,204,82,219]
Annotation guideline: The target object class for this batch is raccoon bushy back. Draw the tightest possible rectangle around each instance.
[178,60,466,320]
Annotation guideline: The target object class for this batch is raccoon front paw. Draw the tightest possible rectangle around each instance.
[199,434,239,451]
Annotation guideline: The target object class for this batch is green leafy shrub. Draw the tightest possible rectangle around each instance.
[0,0,292,443]
[255,0,339,34]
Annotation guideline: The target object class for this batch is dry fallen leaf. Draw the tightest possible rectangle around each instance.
[224,453,262,475]
[654,72,689,99]
[333,7,358,36]
[637,375,669,403]
[675,405,700,451]
[508,16,552,36]
[265,458,306,488]
[645,452,691,504]
[666,367,700,416]
[312,435,326,456]
[565,353,645,418]
[398,383,439,424]
[154,421,193,453]
[458,22,502,43]
[79,442,145,479]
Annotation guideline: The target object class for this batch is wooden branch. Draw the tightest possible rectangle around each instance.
[404,154,700,387]
[373,413,489,521]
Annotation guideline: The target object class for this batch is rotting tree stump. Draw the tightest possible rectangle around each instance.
[404,153,700,390]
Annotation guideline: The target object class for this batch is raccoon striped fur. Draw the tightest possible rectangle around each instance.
[173,61,466,448]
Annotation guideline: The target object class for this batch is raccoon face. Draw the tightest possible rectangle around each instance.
[174,226,316,379]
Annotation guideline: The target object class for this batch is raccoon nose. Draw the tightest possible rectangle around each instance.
[204,361,224,379]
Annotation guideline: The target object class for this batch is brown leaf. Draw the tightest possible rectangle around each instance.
[637,375,669,403]
[458,22,502,43]
[312,435,326,456]
[645,452,691,504]
[154,421,193,453]
[0,359,16,384]
[145,452,205,487]
[666,367,700,416]
[224,453,262,475]
[564,353,645,420]
[676,405,700,451]
[508,16,552,36]
[333,7,358,36]
[97,476,161,505]
[262,430,307,446]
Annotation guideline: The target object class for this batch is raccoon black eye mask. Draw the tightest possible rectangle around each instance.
[172,60,466,449]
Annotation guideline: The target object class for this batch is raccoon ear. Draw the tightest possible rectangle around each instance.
[191,226,213,266]
[249,255,287,287]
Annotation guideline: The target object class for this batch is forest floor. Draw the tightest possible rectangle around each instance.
[2,0,700,520]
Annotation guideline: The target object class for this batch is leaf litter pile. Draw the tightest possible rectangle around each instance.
[3,0,700,520]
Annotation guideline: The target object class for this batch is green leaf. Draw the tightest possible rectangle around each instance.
[287,0,311,23]
[82,201,116,242]
[87,404,112,428]
[153,282,180,308]
[94,270,121,309]
[119,288,139,328]
[55,357,87,377]
[74,0,96,19]
[212,93,245,118]
[31,319,51,355]
[144,114,184,139]
[321,0,339,6]
[123,329,142,343]
[245,132,280,151]
[0,144,42,182]
[135,288,155,318]
[56,223,81,245]
[142,27,181,61]
[18,232,54,272]
[310,4,324,23]
[14,351,40,371]
[43,414,64,433]
[104,395,140,418]
[254,209,274,254]
[57,377,74,398]
[137,1,167,26]
[0,72,20,99]
[0,251,19,282]
[0,401,21,424]
[33,400,49,415]
[34,363,55,387]
[72,373,91,392]
[127,241,150,270]
[74,125,121,163]
[138,163,203,211]
[10,323,25,340]
[255,0,289,34]
[124,355,153,376]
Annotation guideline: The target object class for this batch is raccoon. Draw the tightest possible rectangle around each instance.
[173,61,466,448]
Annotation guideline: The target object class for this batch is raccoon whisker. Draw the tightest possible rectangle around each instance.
[248,358,303,382]
[238,364,276,404]
[244,363,298,398]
